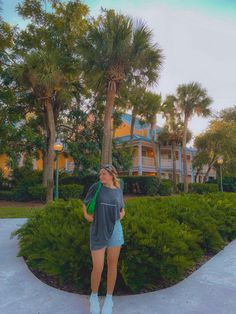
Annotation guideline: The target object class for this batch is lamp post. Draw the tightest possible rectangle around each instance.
[217,156,223,192]
[53,138,63,200]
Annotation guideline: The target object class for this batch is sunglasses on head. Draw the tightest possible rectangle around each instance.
[100,164,113,171]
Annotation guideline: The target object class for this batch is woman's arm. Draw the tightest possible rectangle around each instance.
[120,207,125,220]
[82,182,98,222]
[82,203,94,222]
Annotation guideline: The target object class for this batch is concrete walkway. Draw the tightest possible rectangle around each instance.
[1,219,236,314]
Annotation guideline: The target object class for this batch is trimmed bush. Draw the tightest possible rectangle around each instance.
[0,190,15,200]
[0,169,11,190]
[60,175,124,197]
[59,175,97,198]
[120,175,161,195]
[28,185,47,202]
[158,180,174,196]
[11,168,43,201]
[222,176,236,192]
[177,182,218,194]
[189,183,219,194]
[59,184,84,200]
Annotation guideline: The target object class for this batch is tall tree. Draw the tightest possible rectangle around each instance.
[176,82,212,192]
[10,0,89,201]
[141,91,162,176]
[194,119,236,180]
[79,9,163,165]
[120,84,146,175]
[161,95,192,189]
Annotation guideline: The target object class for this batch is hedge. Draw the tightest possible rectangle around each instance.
[177,182,219,194]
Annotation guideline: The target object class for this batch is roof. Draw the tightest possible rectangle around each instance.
[114,134,153,144]
[121,113,162,133]
[115,112,197,152]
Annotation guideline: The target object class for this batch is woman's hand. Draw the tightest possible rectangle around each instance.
[84,212,94,222]
[120,208,125,220]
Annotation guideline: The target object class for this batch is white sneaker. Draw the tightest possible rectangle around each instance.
[101,296,114,314]
[89,294,100,314]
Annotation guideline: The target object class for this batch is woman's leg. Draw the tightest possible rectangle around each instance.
[106,246,121,294]
[91,247,106,293]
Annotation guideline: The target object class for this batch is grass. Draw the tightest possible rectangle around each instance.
[0,207,44,218]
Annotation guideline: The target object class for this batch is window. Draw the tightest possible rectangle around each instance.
[175,151,179,160]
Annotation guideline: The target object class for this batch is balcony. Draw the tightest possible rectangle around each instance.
[133,156,192,173]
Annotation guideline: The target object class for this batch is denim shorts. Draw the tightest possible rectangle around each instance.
[107,219,125,248]
[90,219,124,250]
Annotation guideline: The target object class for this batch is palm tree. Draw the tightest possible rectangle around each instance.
[12,0,89,201]
[79,9,163,164]
[176,82,212,192]
[123,85,146,175]
[161,95,181,188]
[141,91,162,176]
[14,51,66,201]
[159,122,192,190]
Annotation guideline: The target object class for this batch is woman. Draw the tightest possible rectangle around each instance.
[82,164,125,314]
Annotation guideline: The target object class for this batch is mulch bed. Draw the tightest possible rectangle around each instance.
[25,251,216,296]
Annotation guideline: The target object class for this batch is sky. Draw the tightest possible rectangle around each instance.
[2,0,236,146]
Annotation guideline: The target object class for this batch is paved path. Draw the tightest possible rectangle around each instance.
[1,219,236,314]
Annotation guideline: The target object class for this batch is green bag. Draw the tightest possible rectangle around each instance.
[86,180,102,215]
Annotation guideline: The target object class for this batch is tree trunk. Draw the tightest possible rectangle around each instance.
[151,135,159,176]
[150,119,159,176]
[195,168,200,183]
[183,115,188,193]
[172,141,177,191]
[109,111,114,165]
[42,150,48,186]
[203,160,215,182]
[128,112,136,176]
[130,112,136,141]
[44,97,56,202]
[101,87,116,165]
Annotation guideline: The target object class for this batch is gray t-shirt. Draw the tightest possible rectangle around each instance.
[83,181,125,250]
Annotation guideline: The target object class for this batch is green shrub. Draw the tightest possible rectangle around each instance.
[12,199,92,291]
[11,168,43,201]
[11,167,43,188]
[0,190,15,200]
[177,182,218,194]
[189,183,219,194]
[120,175,161,195]
[28,185,47,202]
[12,193,236,295]
[0,169,11,190]
[222,176,236,192]
[158,180,174,196]
[59,175,98,198]
[60,175,124,197]
[59,184,84,200]
[177,182,184,193]
[203,193,236,241]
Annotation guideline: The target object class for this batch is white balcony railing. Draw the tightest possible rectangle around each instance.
[133,156,192,172]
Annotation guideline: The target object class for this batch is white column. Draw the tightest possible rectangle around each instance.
[138,142,142,175]
[33,158,37,170]
[65,159,69,172]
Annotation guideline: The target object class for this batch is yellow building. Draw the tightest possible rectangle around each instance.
[113,113,216,183]
[0,154,10,177]
[0,112,216,183]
